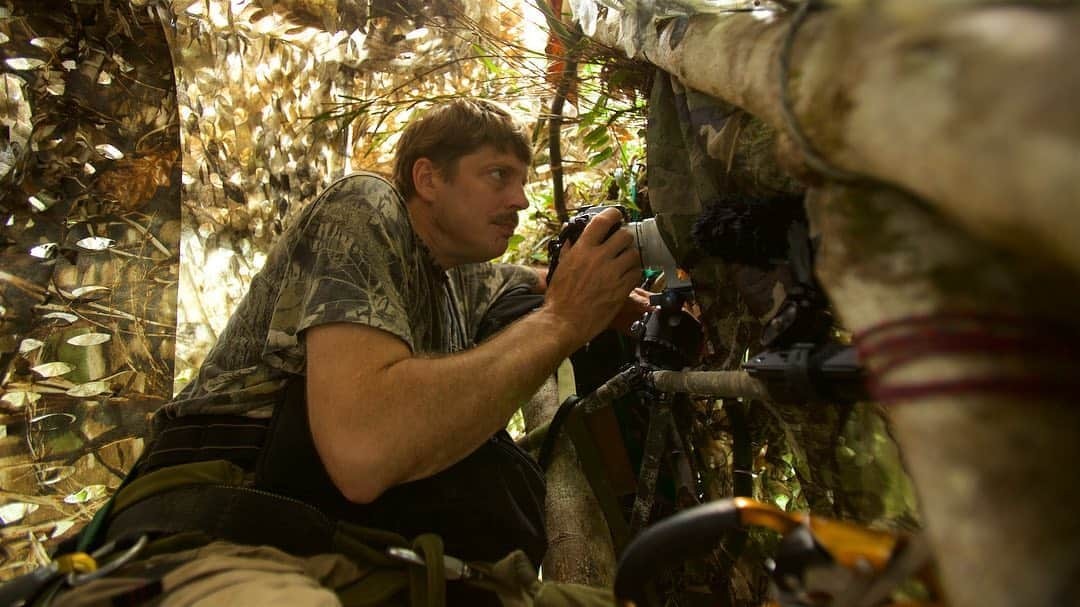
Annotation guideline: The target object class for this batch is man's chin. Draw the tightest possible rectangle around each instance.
[486,237,511,260]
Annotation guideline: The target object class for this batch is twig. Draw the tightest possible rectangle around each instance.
[548,25,584,223]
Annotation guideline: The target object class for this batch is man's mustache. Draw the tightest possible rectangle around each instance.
[492,212,519,229]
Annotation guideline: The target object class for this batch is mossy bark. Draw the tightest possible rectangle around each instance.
[808,183,1080,607]
[587,4,1080,278]
[583,4,1080,602]
[521,372,617,586]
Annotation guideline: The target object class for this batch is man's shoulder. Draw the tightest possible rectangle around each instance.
[313,172,403,214]
[324,171,398,195]
[295,172,411,241]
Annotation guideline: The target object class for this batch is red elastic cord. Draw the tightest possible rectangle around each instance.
[858,331,1077,378]
[854,311,1072,343]
[853,312,1080,405]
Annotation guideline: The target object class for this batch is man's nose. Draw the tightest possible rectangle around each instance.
[508,185,529,211]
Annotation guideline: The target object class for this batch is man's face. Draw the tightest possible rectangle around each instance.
[426,145,530,266]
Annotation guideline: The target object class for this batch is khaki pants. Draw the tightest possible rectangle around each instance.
[51,542,358,607]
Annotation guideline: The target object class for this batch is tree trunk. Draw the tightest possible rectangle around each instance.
[584,3,1080,277]
[807,183,1080,607]
[521,370,617,586]
[580,4,1080,603]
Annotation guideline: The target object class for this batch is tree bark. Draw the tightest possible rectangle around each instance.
[585,4,1080,277]
[580,6,1080,602]
[521,371,617,586]
[807,183,1080,607]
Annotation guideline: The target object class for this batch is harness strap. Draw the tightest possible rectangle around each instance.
[139,415,270,475]
[105,484,337,555]
[102,482,507,607]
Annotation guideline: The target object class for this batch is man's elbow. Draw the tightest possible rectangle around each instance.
[339,477,386,505]
[330,455,399,503]
[320,449,398,505]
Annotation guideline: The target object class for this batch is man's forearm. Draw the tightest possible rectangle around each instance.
[307,307,581,503]
[385,308,576,480]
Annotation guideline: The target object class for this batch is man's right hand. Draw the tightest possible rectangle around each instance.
[542,207,643,345]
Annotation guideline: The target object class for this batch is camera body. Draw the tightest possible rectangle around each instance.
[547,205,689,290]
[546,205,627,280]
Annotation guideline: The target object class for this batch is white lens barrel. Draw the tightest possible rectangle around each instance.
[626,219,691,289]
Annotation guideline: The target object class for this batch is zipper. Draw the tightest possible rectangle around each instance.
[213,484,334,526]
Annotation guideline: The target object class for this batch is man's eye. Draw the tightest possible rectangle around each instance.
[490,168,506,181]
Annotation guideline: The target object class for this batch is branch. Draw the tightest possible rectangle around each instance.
[585,4,1080,275]
[548,57,579,223]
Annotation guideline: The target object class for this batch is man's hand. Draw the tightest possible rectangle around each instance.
[543,208,642,343]
[611,288,655,335]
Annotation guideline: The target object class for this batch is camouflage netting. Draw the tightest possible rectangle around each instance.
[0,0,179,576]
[644,73,919,604]
[166,0,647,388]
[167,0,551,389]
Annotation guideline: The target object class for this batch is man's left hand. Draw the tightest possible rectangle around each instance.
[611,288,655,336]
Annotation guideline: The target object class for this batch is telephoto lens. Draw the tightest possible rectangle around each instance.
[625,218,689,290]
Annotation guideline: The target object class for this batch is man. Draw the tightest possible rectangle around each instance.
[45,98,640,606]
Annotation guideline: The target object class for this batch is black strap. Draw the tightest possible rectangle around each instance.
[536,395,581,470]
[105,484,338,556]
[257,379,548,565]
[139,415,270,475]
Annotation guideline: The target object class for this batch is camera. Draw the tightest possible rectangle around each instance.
[547,205,689,290]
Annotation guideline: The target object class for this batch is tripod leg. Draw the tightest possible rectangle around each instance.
[630,404,673,535]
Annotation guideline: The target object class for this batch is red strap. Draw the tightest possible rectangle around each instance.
[853,312,1080,404]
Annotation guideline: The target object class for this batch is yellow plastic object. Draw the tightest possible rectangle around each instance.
[53,552,97,574]
[733,497,899,571]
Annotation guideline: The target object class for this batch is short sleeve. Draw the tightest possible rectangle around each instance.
[449,262,541,343]
[262,175,418,373]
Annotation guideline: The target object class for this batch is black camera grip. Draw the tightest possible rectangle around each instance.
[547,206,626,283]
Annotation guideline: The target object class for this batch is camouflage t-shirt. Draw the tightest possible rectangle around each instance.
[154,173,538,432]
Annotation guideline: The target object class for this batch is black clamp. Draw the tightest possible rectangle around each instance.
[743,343,867,404]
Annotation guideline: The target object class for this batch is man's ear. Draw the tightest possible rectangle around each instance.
[412,157,439,202]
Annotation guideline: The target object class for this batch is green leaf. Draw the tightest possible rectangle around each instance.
[506,234,524,251]
[64,484,107,504]
[32,361,74,378]
[66,332,111,346]
[66,381,111,397]
[529,0,576,47]
[588,147,614,167]
[583,125,610,149]
[1,391,42,407]
[0,502,38,524]
[472,43,498,74]
[18,338,43,354]
[578,94,608,127]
